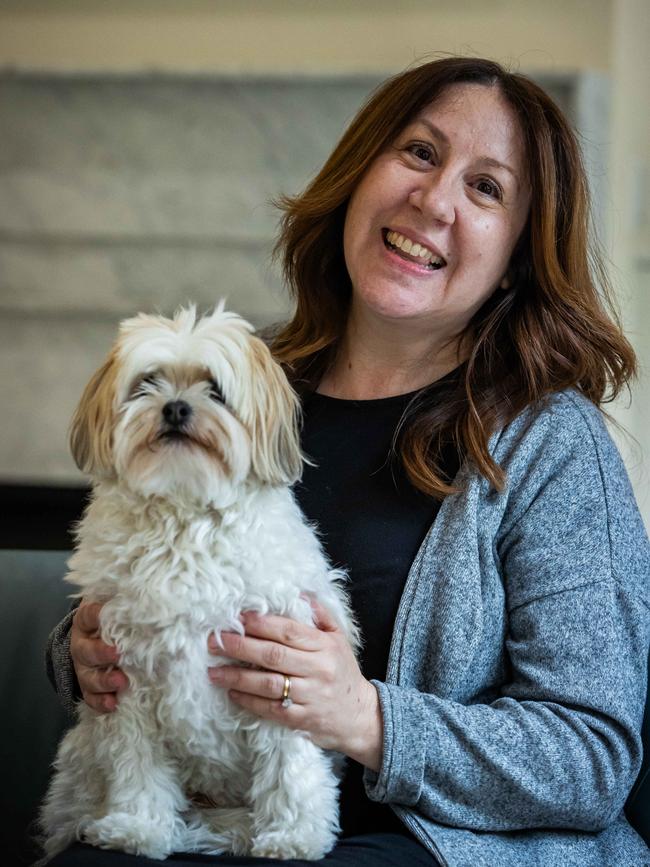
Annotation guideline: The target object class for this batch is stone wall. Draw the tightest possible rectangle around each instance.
[0,72,596,483]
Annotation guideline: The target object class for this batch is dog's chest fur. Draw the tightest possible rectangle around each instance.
[68,481,334,766]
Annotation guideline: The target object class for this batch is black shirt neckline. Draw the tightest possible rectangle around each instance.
[308,365,462,407]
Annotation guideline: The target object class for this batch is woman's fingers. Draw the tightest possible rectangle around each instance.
[239,610,324,649]
[71,601,127,713]
[209,664,304,703]
[72,632,120,669]
[76,658,128,712]
[82,663,128,695]
[71,601,120,667]
[78,667,127,713]
[303,596,340,632]
[82,690,118,714]
[209,628,316,676]
[73,601,103,636]
[207,607,341,676]
[75,656,128,714]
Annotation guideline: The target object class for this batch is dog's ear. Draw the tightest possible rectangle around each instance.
[246,337,303,485]
[69,349,120,478]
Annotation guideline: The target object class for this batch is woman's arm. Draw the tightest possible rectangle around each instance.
[363,395,650,832]
[46,605,79,716]
[366,579,647,831]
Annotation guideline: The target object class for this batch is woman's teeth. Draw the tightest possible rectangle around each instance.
[384,230,445,269]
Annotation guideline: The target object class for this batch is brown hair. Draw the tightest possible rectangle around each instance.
[271,57,636,498]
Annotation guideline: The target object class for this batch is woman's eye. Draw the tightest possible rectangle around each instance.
[408,143,434,163]
[475,178,502,199]
[209,380,225,403]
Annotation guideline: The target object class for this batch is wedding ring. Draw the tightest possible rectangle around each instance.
[280,674,292,708]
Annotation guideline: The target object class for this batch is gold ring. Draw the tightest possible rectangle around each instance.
[281,675,292,708]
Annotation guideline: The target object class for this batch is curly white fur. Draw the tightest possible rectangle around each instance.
[40,304,360,861]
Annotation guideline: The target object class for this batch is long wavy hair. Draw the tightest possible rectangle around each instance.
[271,57,636,498]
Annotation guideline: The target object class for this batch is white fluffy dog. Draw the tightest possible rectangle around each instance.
[40,303,359,861]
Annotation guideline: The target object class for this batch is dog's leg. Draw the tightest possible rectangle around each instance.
[40,712,107,860]
[76,695,188,860]
[247,726,340,860]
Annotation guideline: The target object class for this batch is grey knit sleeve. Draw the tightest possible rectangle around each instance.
[45,602,81,718]
[363,392,650,832]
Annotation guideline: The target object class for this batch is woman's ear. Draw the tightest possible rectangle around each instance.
[69,349,120,478]
[246,337,304,486]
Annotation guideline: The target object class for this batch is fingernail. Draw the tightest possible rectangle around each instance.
[209,668,225,683]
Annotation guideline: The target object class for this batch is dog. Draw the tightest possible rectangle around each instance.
[40,303,360,861]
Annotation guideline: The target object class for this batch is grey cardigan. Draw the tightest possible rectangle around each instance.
[48,389,650,866]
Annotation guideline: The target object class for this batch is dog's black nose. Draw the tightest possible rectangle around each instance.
[162,400,192,428]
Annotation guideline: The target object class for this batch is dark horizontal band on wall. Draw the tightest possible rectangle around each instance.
[0,484,90,550]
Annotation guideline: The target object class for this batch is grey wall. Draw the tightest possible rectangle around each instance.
[0,74,383,482]
[0,72,589,484]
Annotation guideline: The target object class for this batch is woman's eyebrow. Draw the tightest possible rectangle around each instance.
[416,118,451,146]
[414,118,521,190]
[478,157,521,190]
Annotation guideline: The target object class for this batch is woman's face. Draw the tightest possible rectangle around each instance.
[342,83,531,338]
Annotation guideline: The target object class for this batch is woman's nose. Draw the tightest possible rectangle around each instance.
[408,172,456,225]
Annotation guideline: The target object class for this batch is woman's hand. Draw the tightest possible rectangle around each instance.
[70,600,128,713]
[207,598,384,772]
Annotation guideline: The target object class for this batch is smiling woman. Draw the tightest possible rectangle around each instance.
[339,83,531,378]
[272,56,635,499]
[45,57,649,867]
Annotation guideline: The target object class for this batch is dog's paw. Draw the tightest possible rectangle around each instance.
[183,805,253,856]
[81,814,174,860]
[251,828,335,861]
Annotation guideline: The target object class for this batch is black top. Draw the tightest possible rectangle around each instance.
[293,372,461,838]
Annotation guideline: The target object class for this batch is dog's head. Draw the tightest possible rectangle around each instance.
[70,303,303,506]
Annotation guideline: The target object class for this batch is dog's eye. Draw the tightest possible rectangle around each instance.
[131,374,159,398]
[209,379,225,403]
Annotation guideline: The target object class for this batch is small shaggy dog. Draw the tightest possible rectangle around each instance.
[40,304,359,861]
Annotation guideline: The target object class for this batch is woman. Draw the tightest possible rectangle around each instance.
[47,57,650,866]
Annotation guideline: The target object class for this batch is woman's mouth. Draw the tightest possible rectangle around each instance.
[382,229,446,270]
